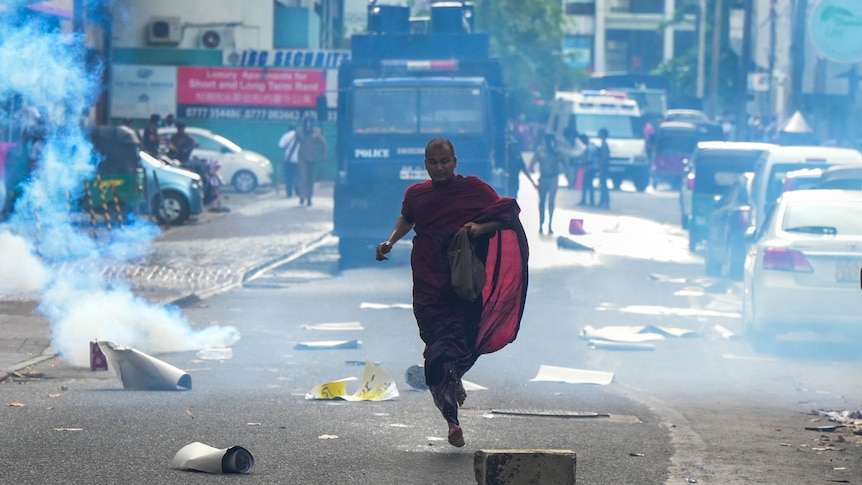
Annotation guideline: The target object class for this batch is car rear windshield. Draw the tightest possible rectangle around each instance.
[693,150,763,193]
[782,201,862,236]
[766,162,830,206]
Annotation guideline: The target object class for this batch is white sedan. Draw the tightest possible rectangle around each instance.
[159,126,273,193]
[743,189,862,342]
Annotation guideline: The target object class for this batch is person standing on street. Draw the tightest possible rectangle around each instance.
[529,134,567,234]
[295,116,328,206]
[375,137,529,448]
[578,133,598,206]
[167,122,198,165]
[141,114,161,157]
[597,127,611,208]
[278,124,300,198]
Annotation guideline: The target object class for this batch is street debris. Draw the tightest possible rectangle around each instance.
[318,434,338,439]
[556,236,594,252]
[806,409,862,435]
[405,364,427,391]
[580,324,698,351]
[530,365,614,385]
[306,361,399,401]
[196,348,233,360]
[491,409,610,419]
[568,218,586,235]
[7,402,26,407]
[713,324,737,340]
[295,339,361,350]
[629,452,645,457]
[359,302,412,310]
[90,340,192,391]
[172,442,254,474]
[301,321,365,331]
[53,427,83,432]
[588,340,655,351]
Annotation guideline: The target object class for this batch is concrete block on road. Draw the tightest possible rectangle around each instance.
[474,449,576,485]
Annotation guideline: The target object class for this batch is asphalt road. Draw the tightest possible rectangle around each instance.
[1,179,860,484]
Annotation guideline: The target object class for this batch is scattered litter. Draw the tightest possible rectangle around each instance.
[7,402,26,407]
[91,341,192,391]
[47,393,62,398]
[557,236,594,252]
[306,362,399,401]
[295,339,361,350]
[302,321,365,331]
[568,218,586,235]
[482,413,494,419]
[805,425,845,432]
[53,427,83,432]
[530,365,614,385]
[491,409,610,419]
[629,452,645,457]
[246,423,261,426]
[580,325,667,343]
[462,379,487,391]
[172,442,254,474]
[648,273,687,283]
[318,434,339,440]
[588,340,655,351]
[196,348,233,360]
[685,477,698,484]
[405,364,427,391]
[713,324,737,340]
[360,302,412,310]
[389,423,409,428]
[811,446,843,452]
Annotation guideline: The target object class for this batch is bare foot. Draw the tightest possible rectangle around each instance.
[448,424,465,448]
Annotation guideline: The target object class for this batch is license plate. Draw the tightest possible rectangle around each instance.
[835,258,862,283]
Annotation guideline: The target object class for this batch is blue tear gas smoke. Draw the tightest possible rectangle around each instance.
[0,9,239,366]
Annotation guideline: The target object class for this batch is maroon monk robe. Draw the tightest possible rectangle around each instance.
[401,174,529,424]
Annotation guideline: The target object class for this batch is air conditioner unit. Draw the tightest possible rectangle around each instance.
[198,28,236,49]
[148,16,181,45]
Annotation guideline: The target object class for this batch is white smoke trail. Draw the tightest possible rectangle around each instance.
[0,8,240,367]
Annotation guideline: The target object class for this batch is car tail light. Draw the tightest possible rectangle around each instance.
[737,208,750,227]
[762,247,813,272]
[686,173,694,191]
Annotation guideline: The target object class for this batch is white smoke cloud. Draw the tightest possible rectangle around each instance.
[0,9,240,367]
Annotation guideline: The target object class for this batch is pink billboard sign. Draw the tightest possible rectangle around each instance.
[177,67,325,108]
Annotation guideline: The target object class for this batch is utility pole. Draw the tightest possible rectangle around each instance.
[790,0,808,115]
[696,0,707,100]
[767,0,777,125]
[708,0,723,117]
[735,0,753,141]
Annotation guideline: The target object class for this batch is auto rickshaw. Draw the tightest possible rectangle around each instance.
[651,120,723,189]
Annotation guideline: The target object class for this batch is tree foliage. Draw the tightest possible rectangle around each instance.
[473,0,587,120]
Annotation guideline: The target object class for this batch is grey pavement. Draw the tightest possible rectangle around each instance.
[0,181,334,379]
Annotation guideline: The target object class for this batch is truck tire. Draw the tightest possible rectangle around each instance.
[633,170,650,192]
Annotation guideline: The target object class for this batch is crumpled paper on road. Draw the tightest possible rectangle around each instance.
[306,362,399,401]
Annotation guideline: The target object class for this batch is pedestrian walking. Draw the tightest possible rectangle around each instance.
[529,134,567,234]
[295,116,327,206]
[278,124,300,198]
[597,128,611,208]
[375,137,529,448]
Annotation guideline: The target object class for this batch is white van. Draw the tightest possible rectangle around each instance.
[750,146,862,231]
[545,90,649,191]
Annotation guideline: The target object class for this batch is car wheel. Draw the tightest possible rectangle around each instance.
[743,289,775,350]
[232,170,258,193]
[152,190,190,225]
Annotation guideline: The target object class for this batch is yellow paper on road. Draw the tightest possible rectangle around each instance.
[305,362,399,401]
